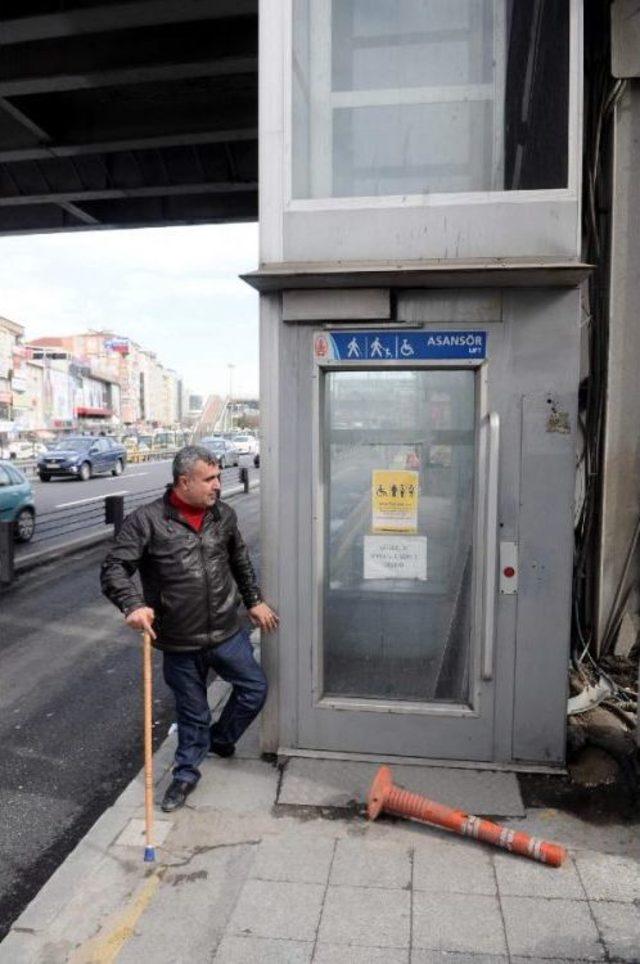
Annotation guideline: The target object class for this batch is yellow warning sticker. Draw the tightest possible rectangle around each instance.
[371,469,419,533]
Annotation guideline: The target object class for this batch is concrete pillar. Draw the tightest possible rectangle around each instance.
[598,81,640,643]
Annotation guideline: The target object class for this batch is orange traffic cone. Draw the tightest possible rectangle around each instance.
[367,765,566,867]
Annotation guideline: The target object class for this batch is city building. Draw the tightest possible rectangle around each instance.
[28,331,188,430]
[19,357,45,434]
[24,344,120,433]
[0,316,25,443]
[74,370,121,432]
[24,345,76,433]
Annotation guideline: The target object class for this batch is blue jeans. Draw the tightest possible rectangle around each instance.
[162,629,268,785]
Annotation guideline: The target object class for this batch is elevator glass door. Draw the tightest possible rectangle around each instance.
[298,363,496,760]
[325,368,475,702]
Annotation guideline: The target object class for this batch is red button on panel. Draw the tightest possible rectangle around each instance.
[503,566,516,578]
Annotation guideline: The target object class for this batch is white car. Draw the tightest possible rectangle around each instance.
[233,434,258,455]
[0,440,45,460]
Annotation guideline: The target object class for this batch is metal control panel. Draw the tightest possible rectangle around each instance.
[499,541,518,594]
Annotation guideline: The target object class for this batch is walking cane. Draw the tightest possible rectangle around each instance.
[142,629,156,862]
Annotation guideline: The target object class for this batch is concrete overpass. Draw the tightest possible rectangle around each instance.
[0,0,258,234]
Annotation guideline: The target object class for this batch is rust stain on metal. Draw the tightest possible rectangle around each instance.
[547,409,570,434]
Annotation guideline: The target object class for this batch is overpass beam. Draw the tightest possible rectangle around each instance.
[0,128,258,164]
[0,0,257,45]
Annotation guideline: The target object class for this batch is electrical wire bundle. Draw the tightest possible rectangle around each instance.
[572,4,628,671]
[568,6,637,766]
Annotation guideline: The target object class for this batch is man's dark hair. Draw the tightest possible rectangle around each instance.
[172,445,218,484]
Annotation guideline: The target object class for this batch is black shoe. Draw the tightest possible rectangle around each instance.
[208,738,235,758]
[161,778,197,812]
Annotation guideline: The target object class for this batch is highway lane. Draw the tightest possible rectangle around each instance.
[0,489,261,940]
[15,456,258,556]
[30,464,171,514]
[29,455,254,514]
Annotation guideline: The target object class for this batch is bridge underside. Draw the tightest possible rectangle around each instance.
[0,1,258,234]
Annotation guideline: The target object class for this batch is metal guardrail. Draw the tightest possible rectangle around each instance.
[0,465,256,585]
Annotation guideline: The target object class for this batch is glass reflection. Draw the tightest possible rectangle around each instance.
[293,0,569,198]
[323,369,476,703]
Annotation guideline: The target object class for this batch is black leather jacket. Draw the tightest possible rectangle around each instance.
[100,491,261,651]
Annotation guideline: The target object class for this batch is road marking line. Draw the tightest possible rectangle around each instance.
[123,471,149,477]
[55,491,128,509]
[70,870,163,963]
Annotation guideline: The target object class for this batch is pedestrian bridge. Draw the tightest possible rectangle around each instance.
[0,1,258,234]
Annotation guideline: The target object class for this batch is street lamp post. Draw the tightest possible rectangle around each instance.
[227,364,235,432]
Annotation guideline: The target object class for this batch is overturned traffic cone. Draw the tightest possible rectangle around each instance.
[367,765,566,867]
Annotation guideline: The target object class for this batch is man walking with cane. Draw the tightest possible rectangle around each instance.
[101,445,278,812]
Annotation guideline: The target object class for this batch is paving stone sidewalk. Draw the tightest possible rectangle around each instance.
[1,680,639,963]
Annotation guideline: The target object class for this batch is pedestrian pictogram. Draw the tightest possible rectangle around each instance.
[319,330,487,362]
[371,469,419,533]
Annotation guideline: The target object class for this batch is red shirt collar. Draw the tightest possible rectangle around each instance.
[169,489,206,531]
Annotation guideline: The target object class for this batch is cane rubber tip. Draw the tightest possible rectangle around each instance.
[143,847,156,862]
[367,765,393,820]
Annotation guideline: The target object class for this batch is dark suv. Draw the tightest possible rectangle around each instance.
[37,436,127,481]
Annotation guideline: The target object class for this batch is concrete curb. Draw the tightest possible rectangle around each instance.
[13,480,260,576]
[15,529,113,572]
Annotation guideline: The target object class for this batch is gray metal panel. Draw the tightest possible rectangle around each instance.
[283,199,580,263]
[611,1,640,78]
[282,288,390,322]
[490,376,521,764]
[275,298,303,750]
[513,393,576,763]
[258,293,283,753]
[503,288,580,763]
[398,290,503,325]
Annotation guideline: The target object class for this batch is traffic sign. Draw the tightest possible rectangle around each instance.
[315,330,487,362]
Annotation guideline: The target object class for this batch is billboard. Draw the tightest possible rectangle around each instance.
[104,337,130,356]
[43,366,74,426]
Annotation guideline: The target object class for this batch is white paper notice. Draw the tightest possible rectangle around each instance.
[363,534,427,581]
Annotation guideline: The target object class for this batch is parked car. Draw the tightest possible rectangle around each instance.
[122,435,151,461]
[232,434,258,455]
[0,461,36,541]
[37,436,127,481]
[199,436,240,469]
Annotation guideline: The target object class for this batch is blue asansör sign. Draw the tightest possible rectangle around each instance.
[319,330,487,362]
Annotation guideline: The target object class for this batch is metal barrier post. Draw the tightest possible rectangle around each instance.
[105,495,125,536]
[0,521,15,585]
[239,466,249,493]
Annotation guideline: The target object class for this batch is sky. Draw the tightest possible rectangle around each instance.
[0,222,260,398]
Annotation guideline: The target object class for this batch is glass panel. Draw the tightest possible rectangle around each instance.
[292,0,570,199]
[323,369,476,703]
[332,0,493,91]
[334,101,494,197]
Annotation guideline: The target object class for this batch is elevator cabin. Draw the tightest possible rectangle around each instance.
[248,0,586,766]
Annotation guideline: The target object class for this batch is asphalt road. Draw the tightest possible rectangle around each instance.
[0,488,260,940]
[28,457,175,515]
[15,456,257,556]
